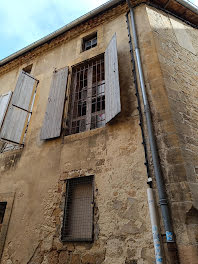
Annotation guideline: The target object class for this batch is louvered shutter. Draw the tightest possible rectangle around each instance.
[12,71,36,111]
[0,106,29,144]
[105,33,121,123]
[0,91,12,129]
[40,67,69,140]
[0,71,38,144]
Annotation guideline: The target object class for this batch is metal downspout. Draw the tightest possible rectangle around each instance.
[126,13,163,263]
[126,0,174,243]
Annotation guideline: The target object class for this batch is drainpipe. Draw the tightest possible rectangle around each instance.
[147,188,163,263]
[126,0,174,243]
[125,12,164,263]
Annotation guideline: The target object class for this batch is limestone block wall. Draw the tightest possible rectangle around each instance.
[134,5,198,264]
[0,9,155,264]
[0,3,197,263]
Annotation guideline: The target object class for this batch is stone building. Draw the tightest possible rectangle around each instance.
[0,0,197,263]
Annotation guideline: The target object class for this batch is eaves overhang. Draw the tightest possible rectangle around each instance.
[0,0,197,67]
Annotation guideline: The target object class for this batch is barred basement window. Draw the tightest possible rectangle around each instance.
[82,32,97,51]
[67,55,105,135]
[61,176,94,242]
[0,202,6,232]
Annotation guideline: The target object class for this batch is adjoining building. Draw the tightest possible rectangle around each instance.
[0,0,198,263]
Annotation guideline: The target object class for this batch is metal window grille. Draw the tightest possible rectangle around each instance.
[0,202,7,232]
[83,33,97,51]
[67,55,105,135]
[61,176,94,242]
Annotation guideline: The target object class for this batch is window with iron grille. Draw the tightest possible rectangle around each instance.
[40,33,121,140]
[67,55,105,135]
[82,32,97,51]
[61,176,94,242]
[0,202,6,233]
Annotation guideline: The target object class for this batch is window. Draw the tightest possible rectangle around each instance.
[0,71,38,150]
[67,55,105,135]
[0,202,6,232]
[22,64,33,74]
[82,32,97,51]
[0,193,14,261]
[61,176,94,242]
[40,33,121,140]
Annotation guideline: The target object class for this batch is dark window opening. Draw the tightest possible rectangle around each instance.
[67,54,105,135]
[82,32,97,51]
[61,176,94,242]
[0,202,7,232]
[22,64,33,74]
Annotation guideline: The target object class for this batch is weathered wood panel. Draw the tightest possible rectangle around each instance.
[0,105,28,144]
[12,71,37,111]
[0,92,12,129]
[40,67,69,140]
[105,33,121,123]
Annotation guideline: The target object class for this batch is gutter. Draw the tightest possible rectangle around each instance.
[175,0,198,15]
[0,0,198,67]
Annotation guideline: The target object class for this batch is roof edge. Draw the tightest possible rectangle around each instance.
[0,0,123,67]
[0,0,197,67]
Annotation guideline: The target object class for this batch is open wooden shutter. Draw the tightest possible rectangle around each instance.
[105,33,121,123]
[0,71,38,144]
[0,106,29,144]
[12,71,37,111]
[40,67,69,140]
[0,92,12,129]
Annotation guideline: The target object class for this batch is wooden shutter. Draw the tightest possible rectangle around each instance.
[0,71,38,144]
[40,67,69,140]
[105,33,121,123]
[62,176,94,242]
[0,92,12,129]
[0,106,29,144]
[12,71,37,111]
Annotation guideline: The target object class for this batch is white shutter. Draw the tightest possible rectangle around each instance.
[0,71,38,144]
[40,67,69,140]
[0,91,12,129]
[12,71,37,111]
[0,106,28,144]
[105,34,121,123]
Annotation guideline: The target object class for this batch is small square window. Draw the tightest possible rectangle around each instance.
[61,176,94,242]
[22,64,33,74]
[82,32,97,51]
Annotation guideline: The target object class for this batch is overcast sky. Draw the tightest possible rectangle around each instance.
[0,0,197,60]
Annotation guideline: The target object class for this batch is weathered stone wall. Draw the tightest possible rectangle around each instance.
[0,8,155,264]
[1,3,197,263]
[134,5,198,264]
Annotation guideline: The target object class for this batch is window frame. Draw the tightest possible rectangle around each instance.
[82,32,97,52]
[0,193,14,261]
[66,54,105,136]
